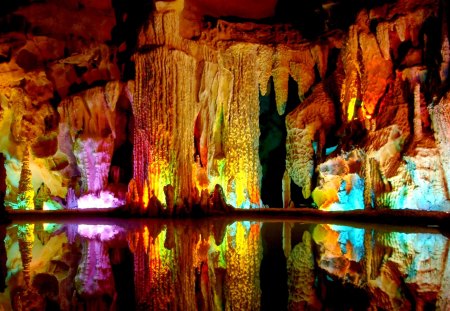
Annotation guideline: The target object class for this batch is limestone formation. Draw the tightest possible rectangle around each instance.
[0,0,449,213]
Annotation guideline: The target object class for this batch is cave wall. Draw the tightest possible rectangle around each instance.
[130,0,450,211]
[0,0,449,211]
[0,0,133,206]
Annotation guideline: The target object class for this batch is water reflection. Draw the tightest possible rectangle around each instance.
[0,220,448,310]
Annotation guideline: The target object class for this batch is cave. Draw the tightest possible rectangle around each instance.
[0,0,449,309]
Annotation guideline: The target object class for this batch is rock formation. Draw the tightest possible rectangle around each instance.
[0,0,449,212]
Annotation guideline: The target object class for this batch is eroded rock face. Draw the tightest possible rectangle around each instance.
[0,0,130,206]
[0,0,449,211]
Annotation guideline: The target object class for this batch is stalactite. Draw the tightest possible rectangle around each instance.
[58,83,120,195]
[363,156,373,209]
[256,45,273,96]
[311,44,328,80]
[272,46,290,115]
[289,63,312,101]
[376,22,391,61]
[134,4,339,210]
[429,94,450,200]
[340,25,361,123]
[395,16,407,42]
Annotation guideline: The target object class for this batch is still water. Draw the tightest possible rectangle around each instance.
[0,218,448,310]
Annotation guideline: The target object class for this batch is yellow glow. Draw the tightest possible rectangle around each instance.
[235,171,248,208]
[347,98,357,121]
[142,179,149,211]
[208,158,227,193]
[143,225,150,251]
[225,222,261,309]
[148,158,174,205]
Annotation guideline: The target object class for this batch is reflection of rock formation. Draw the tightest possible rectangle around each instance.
[287,231,320,310]
[74,239,115,307]
[73,225,125,310]
[17,224,34,286]
[13,224,44,310]
[127,220,261,310]
[0,226,7,293]
[311,224,450,309]
[225,222,262,310]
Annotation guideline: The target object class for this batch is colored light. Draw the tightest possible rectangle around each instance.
[77,224,123,240]
[77,191,124,209]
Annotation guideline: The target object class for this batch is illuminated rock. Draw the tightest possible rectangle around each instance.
[429,91,450,202]
[0,0,449,214]
[34,182,51,210]
[286,83,336,199]
[17,147,35,211]
[58,82,123,194]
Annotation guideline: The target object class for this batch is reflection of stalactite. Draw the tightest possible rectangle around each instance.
[17,224,34,286]
[225,222,261,310]
[283,222,292,258]
[173,227,198,311]
[130,228,176,310]
[127,221,265,310]
[74,239,115,302]
[287,231,320,310]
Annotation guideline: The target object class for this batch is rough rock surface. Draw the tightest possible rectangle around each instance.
[0,0,449,212]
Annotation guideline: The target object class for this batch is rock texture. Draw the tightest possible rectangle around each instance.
[0,0,449,212]
[0,0,130,208]
[2,220,448,310]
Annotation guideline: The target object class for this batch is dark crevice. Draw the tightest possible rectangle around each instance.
[259,78,286,207]
[111,0,154,81]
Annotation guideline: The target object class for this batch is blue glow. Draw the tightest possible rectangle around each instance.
[325,145,338,156]
[329,225,365,262]
[329,174,365,211]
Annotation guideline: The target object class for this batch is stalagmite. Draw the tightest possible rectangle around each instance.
[17,147,35,210]
[413,82,423,140]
